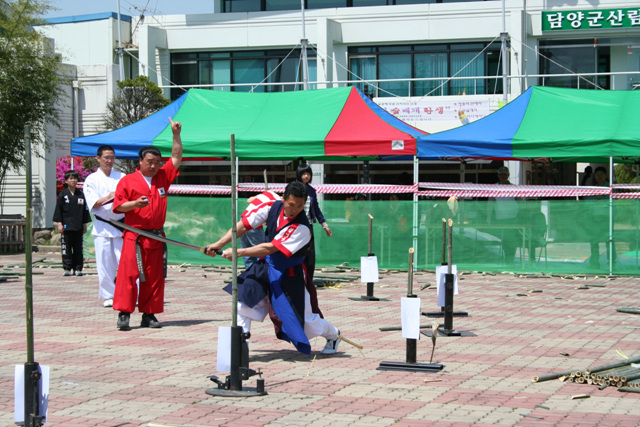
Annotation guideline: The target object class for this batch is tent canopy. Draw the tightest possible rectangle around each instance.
[72,86,425,160]
[417,86,640,162]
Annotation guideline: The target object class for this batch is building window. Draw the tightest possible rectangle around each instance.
[170,50,317,99]
[539,39,610,89]
[348,42,502,97]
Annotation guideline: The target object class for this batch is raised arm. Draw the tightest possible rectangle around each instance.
[169,117,183,170]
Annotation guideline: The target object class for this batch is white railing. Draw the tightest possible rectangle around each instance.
[160,71,640,97]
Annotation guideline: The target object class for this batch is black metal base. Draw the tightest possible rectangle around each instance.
[377,361,444,372]
[349,295,391,301]
[423,310,468,317]
[205,386,267,397]
[421,328,471,338]
[350,278,390,302]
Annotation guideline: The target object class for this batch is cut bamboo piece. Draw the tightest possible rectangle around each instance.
[533,369,576,383]
[618,386,640,393]
[616,307,640,315]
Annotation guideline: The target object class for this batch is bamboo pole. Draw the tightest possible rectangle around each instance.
[379,324,433,332]
[586,355,640,375]
[407,248,414,296]
[441,218,446,265]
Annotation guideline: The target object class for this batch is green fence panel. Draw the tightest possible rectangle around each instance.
[81,196,640,275]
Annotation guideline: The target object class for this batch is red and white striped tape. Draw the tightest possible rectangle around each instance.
[168,185,232,195]
[168,183,415,195]
[418,182,611,198]
[167,182,640,198]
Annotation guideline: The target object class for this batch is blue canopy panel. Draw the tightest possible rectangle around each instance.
[71,91,188,159]
[358,89,426,139]
[416,87,533,159]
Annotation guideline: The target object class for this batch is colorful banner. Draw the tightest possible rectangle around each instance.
[374,98,492,123]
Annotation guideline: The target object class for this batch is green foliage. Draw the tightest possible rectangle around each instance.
[103,75,170,131]
[614,163,639,184]
[102,75,170,173]
[0,0,67,184]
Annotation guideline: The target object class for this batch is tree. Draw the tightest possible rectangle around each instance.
[102,75,170,173]
[615,163,640,184]
[0,0,67,207]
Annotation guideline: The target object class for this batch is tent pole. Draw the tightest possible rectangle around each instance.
[609,156,613,276]
[413,156,419,269]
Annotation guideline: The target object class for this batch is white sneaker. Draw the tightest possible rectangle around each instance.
[103,299,113,308]
[321,331,340,355]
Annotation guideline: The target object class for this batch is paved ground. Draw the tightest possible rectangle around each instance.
[1,252,640,427]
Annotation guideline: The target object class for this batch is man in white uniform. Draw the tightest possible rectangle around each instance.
[83,145,125,307]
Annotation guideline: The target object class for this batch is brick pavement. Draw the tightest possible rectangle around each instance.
[1,253,640,426]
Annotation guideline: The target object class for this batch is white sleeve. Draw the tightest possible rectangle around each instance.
[242,202,272,230]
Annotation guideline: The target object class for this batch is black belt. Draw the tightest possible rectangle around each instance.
[134,229,167,282]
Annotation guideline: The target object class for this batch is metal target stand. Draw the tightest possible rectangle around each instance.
[377,248,445,373]
[350,214,390,302]
[422,219,468,338]
[206,134,267,398]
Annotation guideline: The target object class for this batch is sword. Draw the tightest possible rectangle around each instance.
[94,215,222,255]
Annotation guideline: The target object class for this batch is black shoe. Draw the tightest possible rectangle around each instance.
[140,313,162,328]
[74,270,83,276]
[63,270,71,277]
[117,312,130,330]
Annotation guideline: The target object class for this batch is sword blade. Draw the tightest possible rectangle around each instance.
[95,215,206,253]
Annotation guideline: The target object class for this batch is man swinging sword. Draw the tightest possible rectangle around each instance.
[205,181,341,355]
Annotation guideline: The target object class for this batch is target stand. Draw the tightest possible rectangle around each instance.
[206,327,267,397]
[377,248,445,373]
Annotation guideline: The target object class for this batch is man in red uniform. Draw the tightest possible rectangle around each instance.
[112,118,183,330]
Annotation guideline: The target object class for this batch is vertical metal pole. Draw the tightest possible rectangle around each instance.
[24,126,41,427]
[116,0,125,81]
[609,156,614,276]
[300,0,309,91]
[501,0,508,104]
[412,157,419,268]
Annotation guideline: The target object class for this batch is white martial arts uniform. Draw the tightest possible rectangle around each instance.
[84,169,125,300]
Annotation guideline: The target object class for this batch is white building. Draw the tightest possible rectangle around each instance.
[12,0,639,227]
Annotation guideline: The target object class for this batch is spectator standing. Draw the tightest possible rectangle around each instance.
[588,166,616,269]
[52,171,92,276]
[490,166,520,265]
[296,163,332,285]
[83,145,125,307]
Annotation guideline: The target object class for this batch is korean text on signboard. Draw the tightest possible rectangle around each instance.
[542,8,640,31]
[375,99,491,123]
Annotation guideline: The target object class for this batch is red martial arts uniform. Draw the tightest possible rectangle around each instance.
[112,161,179,314]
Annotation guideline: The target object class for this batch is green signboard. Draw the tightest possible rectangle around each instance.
[542,8,640,31]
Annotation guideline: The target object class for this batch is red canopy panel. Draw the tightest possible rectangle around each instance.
[324,88,418,156]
